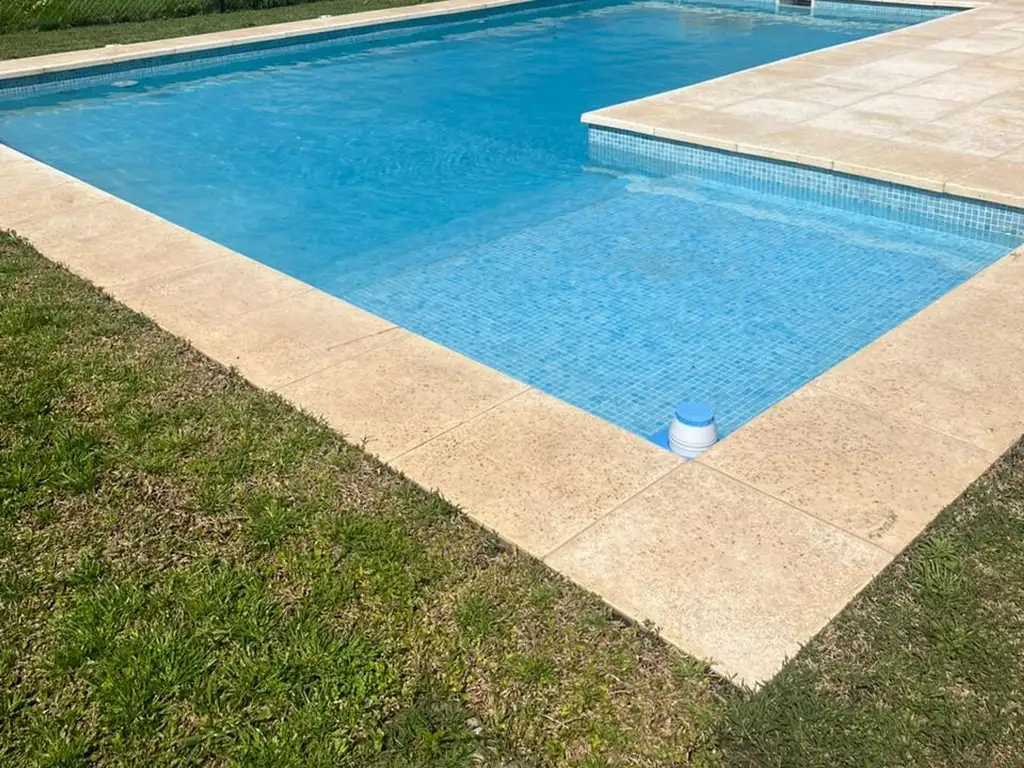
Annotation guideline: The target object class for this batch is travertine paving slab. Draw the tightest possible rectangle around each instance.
[5,195,159,252]
[778,82,876,108]
[546,463,891,687]
[1,174,107,222]
[960,246,1024,331]
[820,59,938,91]
[737,126,874,169]
[109,254,310,341]
[804,107,908,139]
[582,4,1024,208]
[979,48,1024,72]
[946,155,1024,206]
[659,71,795,109]
[895,66,1021,103]
[394,389,682,556]
[2,198,228,286]
[815,252,1024,455]
[870,48,975,72]
[894,119,1023,159]
[655,107,791,150]
[831,140,989,191]
[0,151,76,193]
[698,386,996,554]
[929,29,1024,53]
[979,86,1024,109]
[0,144,36,171]
[199,289,399,389]
[852,93,962,122]
[721,96,835,123]
[278,331,528,462]
[791,39,915,68]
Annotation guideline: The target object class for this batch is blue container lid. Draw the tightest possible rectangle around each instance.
[675,401,715,428]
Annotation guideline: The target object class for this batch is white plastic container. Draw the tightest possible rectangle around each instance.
[668,402,718,460]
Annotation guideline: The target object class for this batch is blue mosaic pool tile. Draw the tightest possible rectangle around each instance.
[814,0,957,22]
[589,126,1024,245]
[325,169,1012,440]
[700,0,955,20]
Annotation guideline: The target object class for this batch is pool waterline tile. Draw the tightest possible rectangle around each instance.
[587,126,1024,243]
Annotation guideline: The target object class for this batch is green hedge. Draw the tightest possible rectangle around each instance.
[0,0,325,33]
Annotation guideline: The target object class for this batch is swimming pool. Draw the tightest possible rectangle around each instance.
[1,0,1016,440]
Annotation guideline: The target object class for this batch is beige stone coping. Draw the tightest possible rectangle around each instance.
[2,0,1022,686]
[582,1,1024,208]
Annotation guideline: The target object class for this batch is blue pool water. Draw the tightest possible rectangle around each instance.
[1,0,1015,439]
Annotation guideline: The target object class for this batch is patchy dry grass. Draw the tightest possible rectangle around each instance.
[0,230,728,766]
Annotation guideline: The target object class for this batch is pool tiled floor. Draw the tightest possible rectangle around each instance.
[2,0,1024,687]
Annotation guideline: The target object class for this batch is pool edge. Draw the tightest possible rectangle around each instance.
[582,1,1024,209]
[5,136,1019,690]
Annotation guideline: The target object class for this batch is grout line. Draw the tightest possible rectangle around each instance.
[541,459,685,561]
[386,384,532,462]
[270,327,407,392]
[696,462,898,557]
[322,323,402,353]
[805,381,1002,459]
[104,252,230,290]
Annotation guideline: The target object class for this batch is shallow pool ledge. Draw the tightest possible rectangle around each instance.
[582,0,1024,209]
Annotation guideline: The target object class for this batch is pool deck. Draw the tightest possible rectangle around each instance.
[583,0,1024,208]
[2,0,1023,688]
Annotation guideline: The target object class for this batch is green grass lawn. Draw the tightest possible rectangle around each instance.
[0,0,431,59]
[2,228,1024,766]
